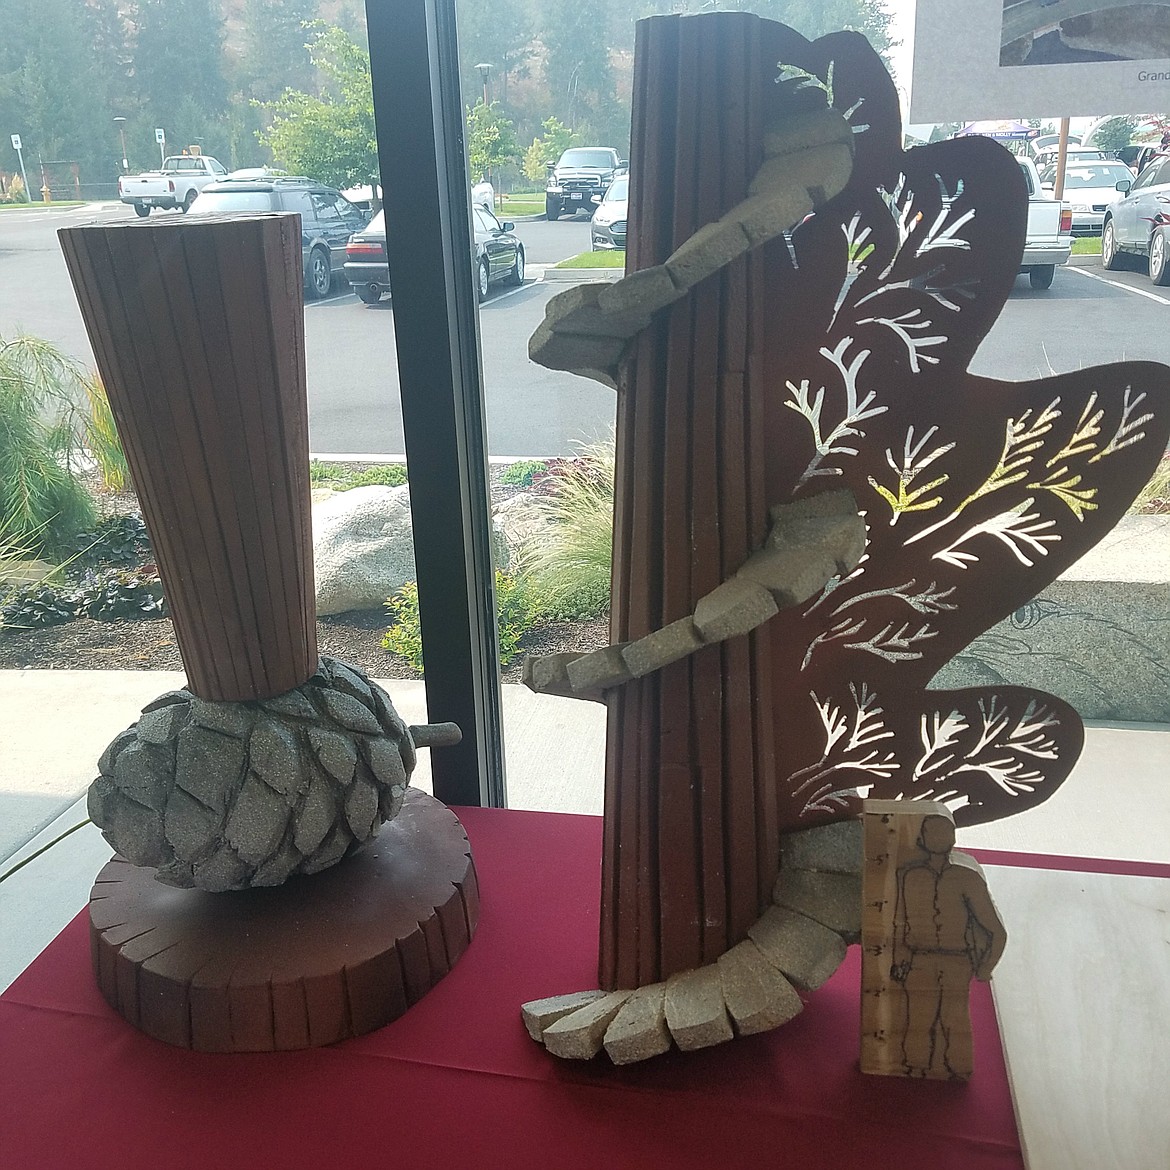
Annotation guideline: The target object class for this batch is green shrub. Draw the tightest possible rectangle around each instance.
[500,459,548,488]
[1,583,78,628]
[1131,456,1170,513]
[74,567,167,621]
[519,438,614,622]
[382,570,539,671]
[0,334,96,556]
[310,461,408,490]
[72,514,152,569]
[81,374,129,492]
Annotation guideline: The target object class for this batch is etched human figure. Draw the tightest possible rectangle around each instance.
[890,814,1006,1079]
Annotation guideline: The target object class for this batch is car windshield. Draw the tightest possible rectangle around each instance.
[603,177,629,202]
[559,150,615,168]
[187,191,276,215]
[1060,165,1134,188]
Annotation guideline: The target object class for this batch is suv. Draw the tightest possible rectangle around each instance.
[186,177,370,298]
[546,147,627,220]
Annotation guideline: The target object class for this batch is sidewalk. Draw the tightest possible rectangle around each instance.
[2,667,1168,992]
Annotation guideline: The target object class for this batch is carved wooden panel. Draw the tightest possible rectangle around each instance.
[58,215,316,702]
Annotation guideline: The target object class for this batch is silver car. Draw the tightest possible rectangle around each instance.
[1039,160,1135,236]
[590,176,628,251]
[1101,155,1170,286]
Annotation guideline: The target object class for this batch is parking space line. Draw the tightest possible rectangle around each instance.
[1065,265,1170,307]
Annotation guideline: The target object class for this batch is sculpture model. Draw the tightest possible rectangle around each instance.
[58,214,475,1051]
[521,11,1170,1062]
[860,800,1006,1080]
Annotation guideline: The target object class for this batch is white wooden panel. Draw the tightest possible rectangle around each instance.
[988,866,1170,1170]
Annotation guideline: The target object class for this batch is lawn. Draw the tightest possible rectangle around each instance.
[555,250,626,268]
[1071,237,1102,255]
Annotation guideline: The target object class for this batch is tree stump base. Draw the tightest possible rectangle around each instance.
[89,788,478,1051]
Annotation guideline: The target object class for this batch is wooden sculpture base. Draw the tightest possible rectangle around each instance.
[89,788,478,1051]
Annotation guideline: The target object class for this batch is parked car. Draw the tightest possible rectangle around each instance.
[1016,158,1073,289]
[1101,154,1170,286]
[545,147,627,220]
[1038,160,1135,236]
[1029,133,1082,159]
[590,176,628,250]
[1033,146,1111,170]
[186,177,369,298]
[118,154,228,216]
[344,205,525,305]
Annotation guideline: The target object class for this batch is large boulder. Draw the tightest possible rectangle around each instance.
[312,484,511,615]
[313,486,416,615]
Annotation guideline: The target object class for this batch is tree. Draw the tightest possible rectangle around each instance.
[239,0,316,102]
[523,117,576,183]
[456,0,534,108]
[257,24,377,190]
[1092,116,1138,152]
[466,101,519,183]
[541,2,616,130]
[134,0,228,118]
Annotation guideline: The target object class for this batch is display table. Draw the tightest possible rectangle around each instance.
[0,808,1025,1170]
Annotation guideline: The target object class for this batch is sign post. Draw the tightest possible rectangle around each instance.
[155,127,166,167]
[9,133,31,202]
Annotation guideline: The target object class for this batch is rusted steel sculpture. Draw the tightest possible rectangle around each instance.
[522,12,1170,1061]
[58,214,474,1050]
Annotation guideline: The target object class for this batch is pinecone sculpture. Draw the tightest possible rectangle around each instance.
[87,656,454,892]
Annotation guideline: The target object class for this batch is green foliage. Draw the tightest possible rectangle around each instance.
[500,459,548,487]
[257,23,377,189]
[81,375,129,493]
[0,335,96,557]
[1092,117,1139,153]
[74,567,167,621]
[71,515,152,569]
[1,176,28,204]
[1,584,77,629]
[519,439,614,622]
[556,251,626,268]
[467,101,520,181]
[381,582,424,669]
[309,461,408,490]
[382,571,539,670]
[1131,456,1170,514]
[523,117,576,183]
[240,0,316,102]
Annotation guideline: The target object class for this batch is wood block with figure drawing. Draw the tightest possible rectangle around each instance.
[860,800,1007,1080]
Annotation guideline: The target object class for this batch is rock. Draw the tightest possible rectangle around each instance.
[248,720,303,800]
[543,990,633,1060]
[174,725,246,814]
[664,965,734,1051]
[294,772,338,856]
[224,772,290,865]
[597,266,679,318]
[664,220,750,292]
[717,940,803,1035]
[312,485,416,616]
[309,727,359,781]
[603,983,671,1065]
[164,787,223,864]
[566,644,632,692]
[189,698,254,738]
[773,869,862,942]
[319,688,382,735]
[748,905,847,992]
[135,703,188,744]
[521,989,606,1041]
[493,494,553,565]
[736,546,841,608]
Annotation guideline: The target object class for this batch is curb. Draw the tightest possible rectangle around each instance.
[542,266,623,283]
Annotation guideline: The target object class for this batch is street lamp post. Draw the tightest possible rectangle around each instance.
[475,62,492,107]
[113,117,128,173]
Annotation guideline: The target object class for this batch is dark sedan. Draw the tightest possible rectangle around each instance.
[344,206,525,305]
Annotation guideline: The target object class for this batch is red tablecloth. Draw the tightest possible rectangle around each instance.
[1,808,1026,1170]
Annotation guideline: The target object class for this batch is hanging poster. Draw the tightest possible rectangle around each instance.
[911,0,1170,122]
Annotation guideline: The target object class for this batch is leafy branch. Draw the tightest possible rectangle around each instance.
[868,426,954,524]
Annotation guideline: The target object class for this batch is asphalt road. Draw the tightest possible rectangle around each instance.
[2,203,1169,457]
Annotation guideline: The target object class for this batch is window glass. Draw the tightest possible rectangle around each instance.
[186,190,276,215]
[280,189,315,222]
[311,190,343,225]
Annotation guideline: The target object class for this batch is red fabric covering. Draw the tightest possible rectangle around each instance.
[1,808,1025,1170]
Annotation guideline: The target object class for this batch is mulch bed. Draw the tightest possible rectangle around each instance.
[0,608,610,683]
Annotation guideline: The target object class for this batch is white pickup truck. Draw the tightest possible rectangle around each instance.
[118,156,229,216]
[1017,156,1073,290]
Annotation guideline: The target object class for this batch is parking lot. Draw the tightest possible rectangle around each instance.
[2,204,1168,456]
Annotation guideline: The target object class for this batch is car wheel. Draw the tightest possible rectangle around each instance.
[506,247,525,286]
[477,258,489,302]
[545,197,560,221]
[133,203,150,218]
[307,248,332,299]
[1101,219,1123,271]
[1149,228,1170,286]
[1029,265,1055,290]
[355,284,382,305]
[181,190,197,213]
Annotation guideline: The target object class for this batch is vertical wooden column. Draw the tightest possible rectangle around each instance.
[602,13,776,990]
[59,215,317,702]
